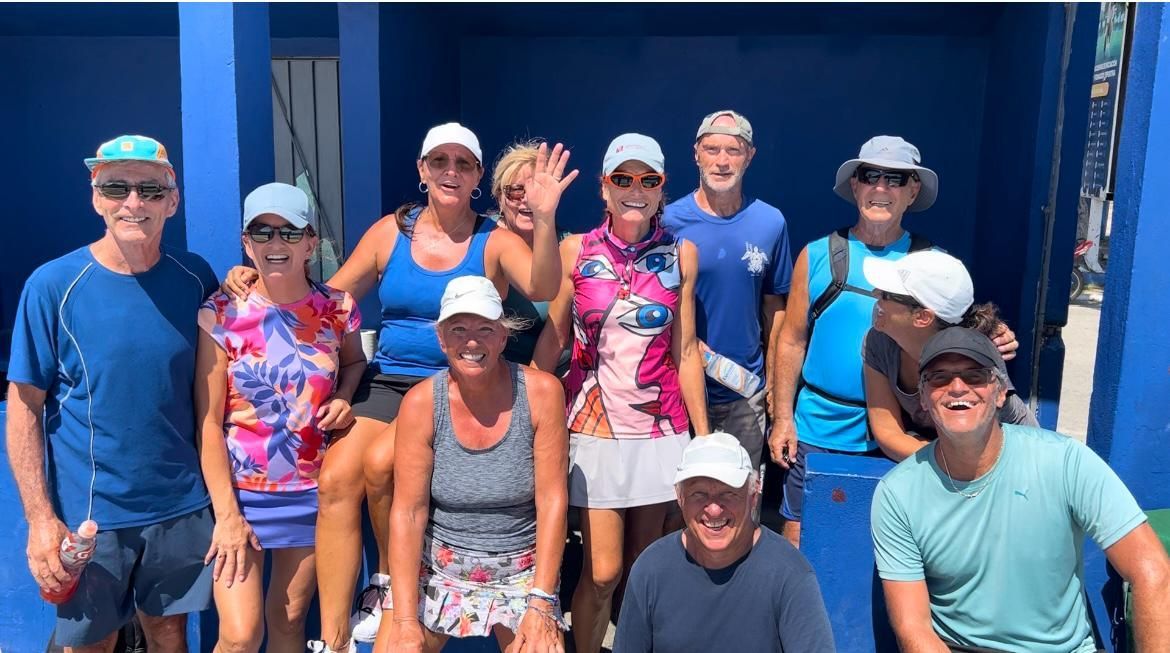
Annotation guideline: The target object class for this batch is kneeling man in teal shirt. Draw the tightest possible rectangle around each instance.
[871,327,1170,652]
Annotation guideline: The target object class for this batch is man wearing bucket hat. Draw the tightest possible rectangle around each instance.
[613,432,834,652]
[871,327,1170,652]
[769,136,1018,547]
[7,135,219,649]
[663,110,793,474]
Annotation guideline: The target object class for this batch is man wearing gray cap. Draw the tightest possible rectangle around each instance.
[871,327,1170,652]
[663,110,792,473]
[769,136,1017,547]
[613,432,834,653]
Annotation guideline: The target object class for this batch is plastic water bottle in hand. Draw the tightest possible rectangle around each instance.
[701,345,762,398]
[41,519,99,604]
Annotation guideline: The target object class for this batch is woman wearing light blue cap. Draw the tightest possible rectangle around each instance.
[196,182,367,652]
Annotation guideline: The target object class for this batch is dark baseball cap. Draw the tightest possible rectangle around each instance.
[919,327,1003,374]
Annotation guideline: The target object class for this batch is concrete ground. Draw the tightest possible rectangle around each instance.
[1058,288,1104,443]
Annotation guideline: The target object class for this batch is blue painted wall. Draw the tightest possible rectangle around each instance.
[0,35,184,337]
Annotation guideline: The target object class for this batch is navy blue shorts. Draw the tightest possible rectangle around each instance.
[780,442,883,521]
[54,507,214,647]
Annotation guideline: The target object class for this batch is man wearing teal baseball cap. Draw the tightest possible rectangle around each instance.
[7,135,219,649]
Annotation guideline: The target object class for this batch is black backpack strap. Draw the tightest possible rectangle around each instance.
[808,227,852,327]
[908,232,933,252]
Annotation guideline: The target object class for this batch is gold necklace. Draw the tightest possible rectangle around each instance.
[936,438,1003,499]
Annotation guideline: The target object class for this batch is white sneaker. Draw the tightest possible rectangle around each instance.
[306,638,353,653]
[349,573,390,643]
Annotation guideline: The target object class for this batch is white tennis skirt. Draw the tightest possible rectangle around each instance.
[568,432,691,509]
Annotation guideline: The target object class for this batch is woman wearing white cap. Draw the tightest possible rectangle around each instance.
[862,250,1038,462]
[225,124,577,651]
[195,183,367,652]
[380,275,569,653]
[532,133,709,653]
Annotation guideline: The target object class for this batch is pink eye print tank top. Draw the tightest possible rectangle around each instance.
[563,223,689,440]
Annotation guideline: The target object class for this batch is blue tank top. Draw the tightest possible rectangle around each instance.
[374,209,494,376]
[796,231,930,453]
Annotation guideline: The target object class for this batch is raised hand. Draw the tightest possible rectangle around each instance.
[222,265,260,299]
[525,142,579,227]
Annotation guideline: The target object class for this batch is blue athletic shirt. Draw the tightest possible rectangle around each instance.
[374,208,493,377]
[8,245,218,530]
[797,231,938,452]
[663,193,793,404]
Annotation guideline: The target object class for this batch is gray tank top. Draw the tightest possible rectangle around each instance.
[428,362,537,552]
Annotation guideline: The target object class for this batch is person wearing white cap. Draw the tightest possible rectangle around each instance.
[217,124,577,651]
[532,133,709,653]
[872,327,1170,652]
[380,275,569,653]
[862,250,1037,462]
[7,135,220,649]
[662,110,793,474]
[194,182,368,652]
[768,135,1018,548]
[613,433,834,653]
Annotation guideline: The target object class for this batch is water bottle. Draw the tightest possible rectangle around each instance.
[40,519,99,605]
[701,347,763,399]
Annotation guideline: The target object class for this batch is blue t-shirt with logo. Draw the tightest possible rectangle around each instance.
[8,246,218,530]
[663,192,793,405]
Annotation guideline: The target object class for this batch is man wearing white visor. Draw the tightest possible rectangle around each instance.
[614,433,834,652]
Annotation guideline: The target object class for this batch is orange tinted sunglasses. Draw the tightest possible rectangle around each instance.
[604,172,666,190]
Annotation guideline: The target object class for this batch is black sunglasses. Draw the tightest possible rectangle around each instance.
[855,167,920,188]
[606,172,665,190]
[877,289,921,308]
[921,367,996,389]
[246,224,313,243]
[94,181,173,202]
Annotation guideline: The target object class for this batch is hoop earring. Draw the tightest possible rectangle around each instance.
[418,182,428,194]
[470,187,482,200]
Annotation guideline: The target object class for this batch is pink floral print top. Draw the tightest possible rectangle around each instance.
[198,283,361,491]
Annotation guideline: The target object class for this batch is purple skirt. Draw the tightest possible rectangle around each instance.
[236,488,318,549]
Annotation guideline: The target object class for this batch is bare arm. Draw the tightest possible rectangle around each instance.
[768,247,811,468]
[326,215,400,299]
[881,579,950,653]
[1104,522,1170,650]
[865,365,928,463]
[6,382,71,592]
[530,236,581,372]
[383,383,436,648]
[762,293,788,415]
[315,330,368,432]
[673,240,709,435]
[194,328,261,586]
[510,369,571,651]
[490,143,577,302]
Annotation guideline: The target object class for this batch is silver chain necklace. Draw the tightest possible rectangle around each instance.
[937,440,1003,499]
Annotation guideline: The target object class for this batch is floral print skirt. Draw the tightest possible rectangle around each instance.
[384,534,567,638]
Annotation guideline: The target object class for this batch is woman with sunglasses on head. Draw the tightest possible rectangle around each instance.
[862,250,1037,463]
[195,183,367,653]
[532,133,709,653]
[223,124,576,652]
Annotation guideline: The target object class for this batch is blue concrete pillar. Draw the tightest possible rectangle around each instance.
[179,2,274,280]
[1084,6,1170,651]
[1086,2,1170,512]
[338,3,383,327]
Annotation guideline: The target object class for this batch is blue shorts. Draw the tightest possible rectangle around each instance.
[781,442,883,522]
[54,507,214,647]
[237,487,318,549]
